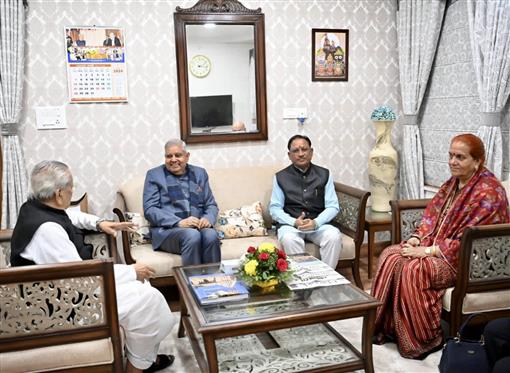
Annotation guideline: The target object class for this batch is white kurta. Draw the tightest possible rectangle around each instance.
[20,208,175,370]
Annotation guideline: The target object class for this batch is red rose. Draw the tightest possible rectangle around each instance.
[247,246,256,254]
[277,249,287,259]
[277,258,288,272]
[258,252,270,261]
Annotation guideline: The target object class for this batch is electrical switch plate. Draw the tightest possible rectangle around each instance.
[283,107,308,119]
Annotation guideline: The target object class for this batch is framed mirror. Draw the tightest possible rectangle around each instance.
[174,0,268,144]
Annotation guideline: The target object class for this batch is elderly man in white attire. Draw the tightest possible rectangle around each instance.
[10,161,175,373]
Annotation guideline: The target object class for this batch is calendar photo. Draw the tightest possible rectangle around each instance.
[65,26,128,103]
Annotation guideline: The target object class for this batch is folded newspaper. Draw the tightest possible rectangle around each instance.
[285,254,350,290]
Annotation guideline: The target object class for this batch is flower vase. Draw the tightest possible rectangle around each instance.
[253,278,279,290]
[368,120,398,212]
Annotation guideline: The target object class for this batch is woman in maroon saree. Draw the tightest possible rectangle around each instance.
[371,134,509,359]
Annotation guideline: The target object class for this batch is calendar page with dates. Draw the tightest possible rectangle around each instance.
[65,26,128,103]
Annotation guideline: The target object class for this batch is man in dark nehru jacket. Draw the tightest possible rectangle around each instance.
[269,134,342,268]
[11,160,175,373]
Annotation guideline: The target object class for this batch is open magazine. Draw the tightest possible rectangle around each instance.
[285,254,350,290]
[189,273,249,305]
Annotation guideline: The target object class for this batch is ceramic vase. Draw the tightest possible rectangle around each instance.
[368,120,398,212]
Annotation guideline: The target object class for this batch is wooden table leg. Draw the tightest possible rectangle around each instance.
[362,309,376,373]
[203,335,219,373]
[178,296,187,338]
[368,228,375,279]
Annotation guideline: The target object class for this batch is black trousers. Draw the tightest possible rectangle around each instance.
[483,318,510,373]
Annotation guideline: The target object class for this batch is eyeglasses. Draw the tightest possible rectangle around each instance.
[289,147,311,154]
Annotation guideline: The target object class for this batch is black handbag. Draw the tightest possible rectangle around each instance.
[438,313,490,373]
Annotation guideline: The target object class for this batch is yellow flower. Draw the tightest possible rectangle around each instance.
[244,260,259,276]
[258,242,276,252]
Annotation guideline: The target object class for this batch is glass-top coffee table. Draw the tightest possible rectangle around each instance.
[174,263,381,373]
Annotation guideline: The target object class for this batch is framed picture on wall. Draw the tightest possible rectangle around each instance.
[311,28,349,81]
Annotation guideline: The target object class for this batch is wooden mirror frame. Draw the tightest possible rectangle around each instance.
[174,0,268,144]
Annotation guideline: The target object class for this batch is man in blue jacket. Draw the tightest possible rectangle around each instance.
[143,139,220,265]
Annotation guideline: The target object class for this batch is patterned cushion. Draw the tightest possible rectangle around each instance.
[125,212,151,245]
[215,201,268,239]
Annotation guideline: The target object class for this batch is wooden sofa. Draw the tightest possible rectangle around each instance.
[113,165,370,289]
[0,259,123,372]
[390,180,510,335]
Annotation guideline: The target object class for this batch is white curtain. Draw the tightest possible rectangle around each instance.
[0,0,28,228]
[467,0,510,179]
[397,0,446,199]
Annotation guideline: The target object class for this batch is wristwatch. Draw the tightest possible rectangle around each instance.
[96,218,106,232]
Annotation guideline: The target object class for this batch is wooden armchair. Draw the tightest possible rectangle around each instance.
[0,193,118,269]
[332,182,370,289]
[390,199,510,336]
[0,259,123,372]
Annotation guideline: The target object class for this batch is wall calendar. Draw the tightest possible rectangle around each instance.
[65,26,128,103]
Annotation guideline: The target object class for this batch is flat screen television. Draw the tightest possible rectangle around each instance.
[190,95,233,128]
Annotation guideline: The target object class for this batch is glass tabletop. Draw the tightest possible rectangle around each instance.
[178,264,374,325]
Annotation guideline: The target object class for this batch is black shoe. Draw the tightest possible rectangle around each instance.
[144,354,175,373]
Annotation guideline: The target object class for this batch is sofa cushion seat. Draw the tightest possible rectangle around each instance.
[0,338,114,373]
[131,243,182,276]
[134,232,356,278]
[442,288,510,313]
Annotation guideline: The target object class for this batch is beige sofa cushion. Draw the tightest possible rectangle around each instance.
[0,338,113,373]
[207,165,282,227]
[118,175,145,213]
[442,288,510,313]
[135,232,355,278]
[119,165,282,221]
[120,164,355,278]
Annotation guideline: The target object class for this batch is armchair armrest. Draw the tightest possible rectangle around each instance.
[456,223,510,293]
[113,208,137,264]
[332,182,370,245]
[0,229,12,268]
[0,229,13,242]
[331,182,370,289]
[83,230,120,262]
[390,199,430,244]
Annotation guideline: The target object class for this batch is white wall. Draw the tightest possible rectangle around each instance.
[188,41,252,126]
[20,0,400,216]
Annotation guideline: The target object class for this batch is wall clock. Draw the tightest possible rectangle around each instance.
[189,55,211,78]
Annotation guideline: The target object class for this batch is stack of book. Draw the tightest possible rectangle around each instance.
[189,273,249,305]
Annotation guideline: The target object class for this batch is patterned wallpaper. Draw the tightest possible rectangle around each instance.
[420,0,510,187]
[19,0,399,217]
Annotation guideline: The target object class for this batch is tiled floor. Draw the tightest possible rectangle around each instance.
[339,242,387,291]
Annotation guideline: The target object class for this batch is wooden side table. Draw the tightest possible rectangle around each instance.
[364,208,392,279]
